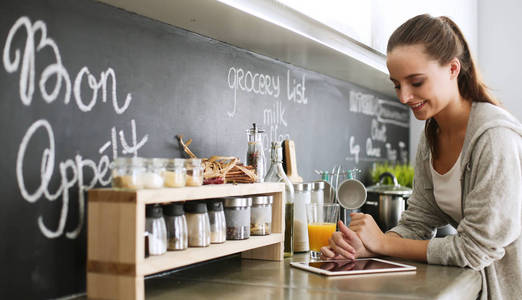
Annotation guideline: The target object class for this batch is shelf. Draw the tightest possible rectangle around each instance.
[141,234,283,275]
[89,182,286,204]
[87,182,286,300]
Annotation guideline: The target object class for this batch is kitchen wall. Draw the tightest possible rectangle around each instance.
[478,0,522,121]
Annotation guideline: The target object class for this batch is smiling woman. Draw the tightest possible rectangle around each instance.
[321,14,522,300]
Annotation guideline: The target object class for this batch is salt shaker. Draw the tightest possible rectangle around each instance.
[207,199,226,243]
[164,203,188,251]
[184,201,211,247]
[145,204,167,256]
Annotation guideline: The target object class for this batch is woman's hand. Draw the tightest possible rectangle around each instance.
[349,213,386,254]
[320,220,377,260]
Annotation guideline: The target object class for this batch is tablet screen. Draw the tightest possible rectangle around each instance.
[308,259,406,272]
[290,258,416,276]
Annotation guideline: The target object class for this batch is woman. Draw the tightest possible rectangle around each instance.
[321,14,522,299]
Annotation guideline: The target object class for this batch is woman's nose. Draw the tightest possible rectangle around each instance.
[398,87,414,104]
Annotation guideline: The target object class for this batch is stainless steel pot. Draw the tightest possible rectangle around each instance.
[365,172,412,231]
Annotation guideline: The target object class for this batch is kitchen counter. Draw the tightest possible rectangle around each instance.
[141,253,481,299]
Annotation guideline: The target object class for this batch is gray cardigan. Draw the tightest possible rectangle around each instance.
[389,102,522,300]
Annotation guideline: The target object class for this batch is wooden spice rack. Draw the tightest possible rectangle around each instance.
[86,182,286,300]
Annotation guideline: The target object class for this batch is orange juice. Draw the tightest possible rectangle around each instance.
[307,223,337,251]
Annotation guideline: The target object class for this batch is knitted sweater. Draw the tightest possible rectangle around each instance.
[389,102,522,300]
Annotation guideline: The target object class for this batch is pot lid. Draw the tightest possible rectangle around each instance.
[366,172,412,196]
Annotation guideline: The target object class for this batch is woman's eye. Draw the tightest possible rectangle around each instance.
[412,81,424,87]
[394,85,400,90]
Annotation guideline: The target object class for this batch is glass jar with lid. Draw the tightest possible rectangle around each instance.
[184,201,211,247]
[112,157,146,189]
[163,202,188,251]
[293,182,312,252]
[224,197,252,240]
[311,181,325,204]
[185,158,204,186]
[163,158,186,188]
[142,158,166,189]
[207,199,226,243]
[250,195,273,236]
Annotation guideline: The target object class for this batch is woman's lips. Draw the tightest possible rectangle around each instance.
[410,100,426,112]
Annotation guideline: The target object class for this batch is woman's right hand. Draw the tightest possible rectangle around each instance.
[320,220,376,260]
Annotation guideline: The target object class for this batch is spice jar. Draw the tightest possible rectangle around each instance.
[311,181,325,204]
[184,201,211,247]
[207,199,226,243]
[163,158,186,188]
[185,159,204,186]
[251,195,273,236]
[224,197,252,240]
[164,203,188,251]
[293,182,312,252]
[142,158,166,189]
[145,204,167,256]
[112,157,145,189]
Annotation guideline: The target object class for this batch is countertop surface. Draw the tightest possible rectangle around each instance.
[141,253,482,300]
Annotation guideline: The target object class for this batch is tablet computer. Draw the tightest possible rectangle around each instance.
[290,258,416,276]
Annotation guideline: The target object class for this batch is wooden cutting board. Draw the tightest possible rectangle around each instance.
[283,139,303,183]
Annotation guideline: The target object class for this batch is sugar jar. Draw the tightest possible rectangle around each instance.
[142,158,166,189]
[145,204,167,256]
[164,158,186,188]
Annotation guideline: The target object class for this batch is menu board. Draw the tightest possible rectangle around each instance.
[0,0,409,298]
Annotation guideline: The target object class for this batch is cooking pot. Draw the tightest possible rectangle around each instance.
[365,172,412,231]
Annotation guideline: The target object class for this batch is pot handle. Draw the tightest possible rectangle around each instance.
[379,172,399,187]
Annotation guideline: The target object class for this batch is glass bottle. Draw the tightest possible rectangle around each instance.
[293,182,312,252]
[246,123,266,182]
[264,141,295,257]
[163,203,188,250]
[145,204,167,256]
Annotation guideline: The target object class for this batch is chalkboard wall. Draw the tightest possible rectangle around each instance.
[0,0,409,298]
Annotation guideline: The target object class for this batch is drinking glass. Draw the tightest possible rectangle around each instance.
[306,203,340,260]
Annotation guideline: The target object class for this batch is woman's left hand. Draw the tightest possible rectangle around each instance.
[349,213,386,254]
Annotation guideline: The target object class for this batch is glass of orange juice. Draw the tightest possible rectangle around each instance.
[306,203,340,260]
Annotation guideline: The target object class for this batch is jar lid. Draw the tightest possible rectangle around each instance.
[114,157,144,167]
[224,197,252,208]
[166,158,185,168]
[312,181,325,191]
[207,199,224,211]
[149,158,167,167]
[146,204,163,218]
[185,158,202,167]
[293,183,312,192]
[163,203,184,216]
[252,195,273,205]
[184,201,208,214]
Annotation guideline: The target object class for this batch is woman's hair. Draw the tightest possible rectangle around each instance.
[387,14,498,159]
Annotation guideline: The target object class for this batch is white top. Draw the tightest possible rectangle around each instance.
[430,153,463,223]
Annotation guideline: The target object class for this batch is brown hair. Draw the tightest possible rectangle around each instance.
[387,14,498,159]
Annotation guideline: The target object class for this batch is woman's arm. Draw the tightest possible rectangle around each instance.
[350,213,429,262]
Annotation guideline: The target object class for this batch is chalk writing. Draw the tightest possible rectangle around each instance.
[349,136,361,165]
[385,143,397,161]
[3,16,132,114]
[371,119,387,142]
[5,16,146,239]
[286,70,307,104]
[226,66,280,117]
[366,138,381,157]
[349,91,409,128]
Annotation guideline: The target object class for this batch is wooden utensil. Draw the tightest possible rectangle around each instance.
[283,139,303,183]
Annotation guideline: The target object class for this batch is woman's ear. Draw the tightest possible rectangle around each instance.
[449,57,461,79]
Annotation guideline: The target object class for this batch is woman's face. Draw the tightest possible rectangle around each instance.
[386,44,456,120]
